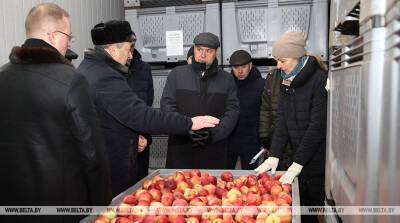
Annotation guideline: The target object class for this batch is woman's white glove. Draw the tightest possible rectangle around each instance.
[279,162,303,184]
[254,157,279,175]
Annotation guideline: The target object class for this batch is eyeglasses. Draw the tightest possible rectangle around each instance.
[54,30,75,43]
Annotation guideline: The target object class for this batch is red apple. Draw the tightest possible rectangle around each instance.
[165,179,178,190]
[191,176,202,185]
[161,192,174,206]
[215,188,227,199]
[204,184,217,195]
[217,179,227,189]
[190,197,206,206]
[95,215,110,223]
[187,216,201,223]
[226,188,242,203]
[149,188,162,201]
[174,171,185,182]
[282,184,291,193]
[115,217,132,223]
[225,182,235,190]
[122,194,137,205]
[191,169,202,177]
[270,185,283,196]
[209,176,218,185]
[137,191,152,202]
[172,198,188,206]
[173,190,184,200]
[277,191,292,205]
[143,179,153,189]
[177,181,189,191]
[170,215,186,223]
[261,193,274,202]
[184,188,196,201]
[240,185,249,195]
[265,214,281,223]
[220,171,233,182]
[246,191,261,206]
[246,175,258,187]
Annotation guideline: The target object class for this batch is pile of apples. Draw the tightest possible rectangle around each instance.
[95,170,292,223]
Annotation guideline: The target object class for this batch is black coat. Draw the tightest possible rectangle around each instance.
[0,39,112,222]
[77,48,192,196]
[161,60,240,169]
[127,49,154,180]
[270,56,327,179]
[128,49,154,107]
[230,67,265,145]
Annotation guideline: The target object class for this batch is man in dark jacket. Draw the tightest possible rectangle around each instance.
[127,32,154,182]
[161,32,240,169]
[227,50,265,170]
[0,3,111,222]
[78,21,219,197]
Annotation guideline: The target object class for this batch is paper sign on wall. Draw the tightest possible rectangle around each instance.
[166,30,183,56]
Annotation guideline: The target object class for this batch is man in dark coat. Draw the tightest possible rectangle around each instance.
[127,33,154,181]
[161,32,240,169]
[0,3,111,222]
[227,50,265,170]
[78,21,219,197]
[255,32,327,223]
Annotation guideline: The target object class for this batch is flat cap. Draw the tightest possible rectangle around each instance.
[229,50,252,66]
[193,32,220,49]
[91,20,133,45]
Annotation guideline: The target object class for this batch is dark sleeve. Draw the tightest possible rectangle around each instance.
[269,92,290,159]
[160,69,178,113]
[293,73,328,165]
[65,73,112,205]
[259,77,272,139]
[208,76,240,142]
[96,74,192,135]
[146,63,154,106]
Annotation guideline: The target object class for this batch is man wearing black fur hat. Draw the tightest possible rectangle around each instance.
[161,32,240,169]
[227,50,265,170]
[0,3,112,222]
[78,21,220,196]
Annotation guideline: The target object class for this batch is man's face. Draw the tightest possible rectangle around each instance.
[232,63,252,80]
[194,45,217,65]
[111,42,133,65]
[52,17,73,56]
[275,57,299,74]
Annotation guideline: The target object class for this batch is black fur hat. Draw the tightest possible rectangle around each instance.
[91,20,133,45]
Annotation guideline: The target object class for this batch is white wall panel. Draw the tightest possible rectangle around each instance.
[0,0,124,65]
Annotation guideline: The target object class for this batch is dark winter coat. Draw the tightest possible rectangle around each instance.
[259,69,293,170]
[270,56,327,179]
[77,47,192,196]
[127,49,154,180]
[127,49,154,107]
[161,59,240,169]
[0,39,112,222]
[230,67,264,142]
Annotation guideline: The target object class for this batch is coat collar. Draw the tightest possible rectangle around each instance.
[290,56,320,88]
[9,38,72,67]
[84,47,129,74]
[191,58,219,79]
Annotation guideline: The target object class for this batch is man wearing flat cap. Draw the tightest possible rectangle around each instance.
[161,32,240,169]
[227,50,265,170]
[78,21,220,196]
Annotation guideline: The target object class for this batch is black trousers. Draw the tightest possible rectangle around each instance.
[299,175,325,223]
[136,147,150,182]
[227,141,259,170]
